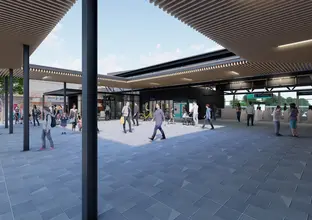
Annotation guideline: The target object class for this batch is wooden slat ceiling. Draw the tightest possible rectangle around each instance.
[0,0,76,68]
[1,60,311,89]
[150,0,312,63]
[0,66,130,89]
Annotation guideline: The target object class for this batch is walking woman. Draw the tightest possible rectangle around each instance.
[289,103,299,137]
[69,104,78,131]
[236,103,241,122]
[32,105,40,126]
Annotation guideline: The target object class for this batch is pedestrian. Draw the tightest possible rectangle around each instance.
[273,105,282,136]
[202,104,214,129]
[32,105,40,126]
[69,104,78,131]
[132,103,139,126]
[246,102,255,126]
[60,112,68,134]
[149,103,166,141]
[39,106,55,150]
[236,103,241,122]
[121,102,132,133]
[289,103,299,137]
[191,101,199,126]
[77,115,82,132]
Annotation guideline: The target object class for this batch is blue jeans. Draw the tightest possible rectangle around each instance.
[151,125,165,140]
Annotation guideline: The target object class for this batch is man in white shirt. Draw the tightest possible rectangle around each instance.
[121,102,132,133]
[246,102,255,126]
[191,101,199,126]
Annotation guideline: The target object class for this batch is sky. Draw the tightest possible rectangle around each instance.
[30,0,223,75]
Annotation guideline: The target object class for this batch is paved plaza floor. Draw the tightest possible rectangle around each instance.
[0,120,312,220]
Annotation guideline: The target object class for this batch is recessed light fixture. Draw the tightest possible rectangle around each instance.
[181,77,192,81]
[228,71,240,75]
[42,76,51,80]
[277,39,312,49]
[150,82,160,86]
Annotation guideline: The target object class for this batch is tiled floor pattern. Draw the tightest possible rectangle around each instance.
[0,120,311,220]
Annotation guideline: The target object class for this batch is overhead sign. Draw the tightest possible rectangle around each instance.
[247,93,273,99]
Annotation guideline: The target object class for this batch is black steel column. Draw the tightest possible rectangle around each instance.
[23,45,30,151]
[4,76,8,128]
[9,69,13,134]
[82,0,98,219]
[42,95,45,120]
[63,82,67,113]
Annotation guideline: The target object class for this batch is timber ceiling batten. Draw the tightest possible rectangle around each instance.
[150,0,312,63]
[0,0,76,68]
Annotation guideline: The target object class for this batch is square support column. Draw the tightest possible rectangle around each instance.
[82,0,98,219]
[42,95,45,120]
[23,44,30,151]
[4,76,8,128]
[63,82,67,113]
[9,69,13,134]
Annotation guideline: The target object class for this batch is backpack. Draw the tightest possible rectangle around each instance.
[46,114,56,128]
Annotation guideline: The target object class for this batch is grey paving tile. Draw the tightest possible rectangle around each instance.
[15,211,43,220]
[123,205,154,220]
[1,121,312,220]
[12,200,37,218]
[40,207,63,220]
[214,205,241,220]
[146,202,180,220]
[98,208,127,220]
[0,212,13,220]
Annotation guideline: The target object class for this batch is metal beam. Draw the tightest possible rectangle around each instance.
[23,44,30,151]
[82,0,98,219]
[64,82,67,113]
[42,95,45,120]
[4,76,8,128]
[9,69,13,134]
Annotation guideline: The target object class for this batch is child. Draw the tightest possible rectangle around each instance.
[273,105,282,136]
[78,116,82,132]
[60,113,68,135]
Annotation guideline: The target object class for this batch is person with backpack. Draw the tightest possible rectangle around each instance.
[39,106,55,150]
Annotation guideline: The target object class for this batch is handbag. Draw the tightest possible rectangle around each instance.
[120,116,124,124]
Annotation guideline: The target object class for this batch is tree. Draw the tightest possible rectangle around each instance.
[0,77,23,95]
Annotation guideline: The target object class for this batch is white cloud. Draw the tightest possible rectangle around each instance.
[48,55,124,75]
[41,23,64,49]
[190,44,205,51]
[176,48,180,53]
[205,44,224,52]
[156,43,161,49]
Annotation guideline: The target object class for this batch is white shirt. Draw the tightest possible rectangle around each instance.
[246,105,255,115]
[192,104,198,115]
[273,109,281,122]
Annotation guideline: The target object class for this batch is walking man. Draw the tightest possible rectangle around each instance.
[202,104,214,129]
[246,102,255,126]
[40,106,54,150]
[132,103,139,126]
[149,104,166,141]
[122,102,132,133]
[191,101,199,126]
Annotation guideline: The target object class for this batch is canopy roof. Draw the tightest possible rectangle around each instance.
[1,56,312,89]
[150,0,312,63]
[0,0,76,68]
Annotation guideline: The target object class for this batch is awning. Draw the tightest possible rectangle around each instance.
[0,0,76,68]
[150,1,312,63]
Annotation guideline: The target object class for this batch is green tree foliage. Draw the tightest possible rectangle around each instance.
[0,77,23,95]
[230,94,310,107]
